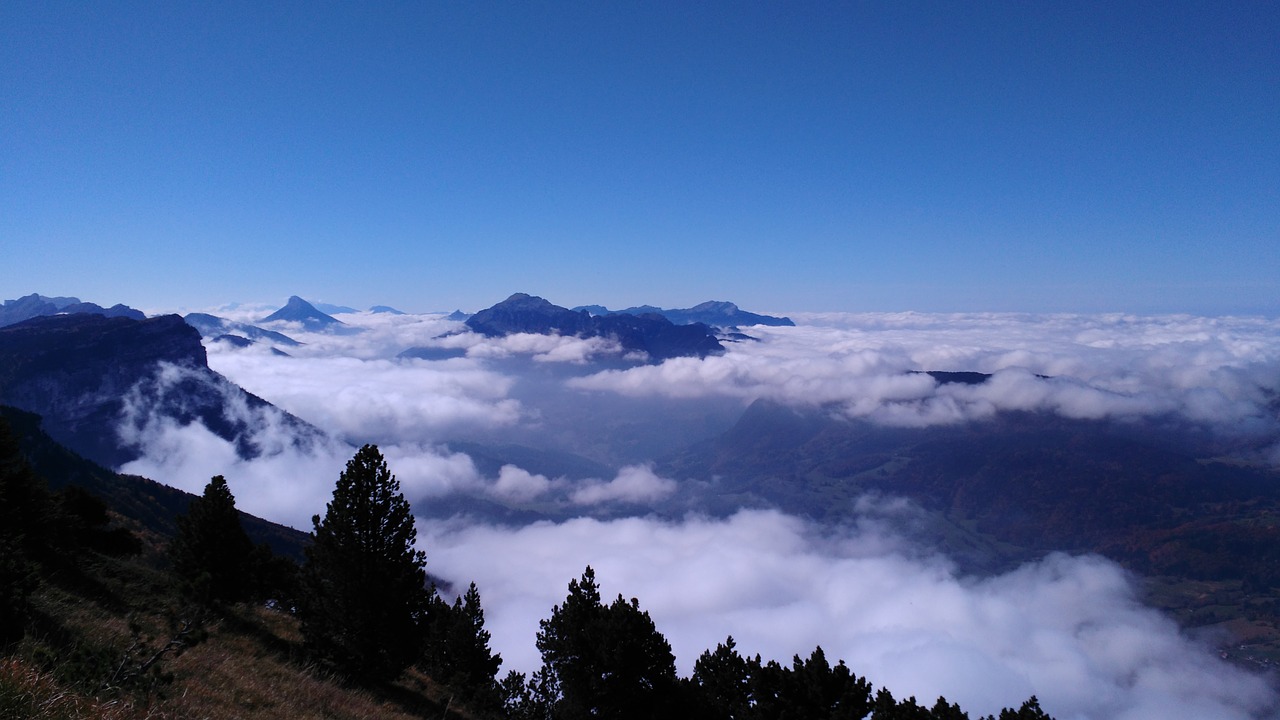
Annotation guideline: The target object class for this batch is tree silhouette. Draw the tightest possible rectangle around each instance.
[299,444,432,682]
[424,582,503,713]
[169,475,255,604]
[535,566,678,720]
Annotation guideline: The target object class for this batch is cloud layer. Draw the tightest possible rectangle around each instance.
[108,307,1280,718]
[569,313,1280,451]
[421,509,1276,720]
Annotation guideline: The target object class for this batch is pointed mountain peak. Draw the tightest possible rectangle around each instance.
[261,296,344,329]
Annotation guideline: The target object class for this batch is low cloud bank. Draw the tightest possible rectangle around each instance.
[421,509,1276,720]
[569,313,1280,446]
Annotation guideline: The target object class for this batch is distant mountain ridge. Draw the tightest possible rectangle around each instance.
[465,293,724,361]
[574,300,794,329]
[0,293,145,328]
[184,312,302,348]
[661,398,1280,584]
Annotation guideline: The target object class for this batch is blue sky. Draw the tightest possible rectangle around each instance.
[2,2,1276,315]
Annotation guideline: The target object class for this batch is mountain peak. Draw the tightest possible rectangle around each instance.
[260,296,344,329]
[464,293,722,361]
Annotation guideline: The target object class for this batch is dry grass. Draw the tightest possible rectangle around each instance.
[10,551,474,720]
[8,603,466,720]
[160,605,457,720]
[0,656,148,720]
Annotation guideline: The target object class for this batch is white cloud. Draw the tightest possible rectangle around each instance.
[420,510,1277,720]
[491,464,559,503]
[207,352,522,445]
[569,464,677,505]
[567,313,1280,440]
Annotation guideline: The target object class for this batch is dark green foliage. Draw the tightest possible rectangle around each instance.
[299,444,433,682]
[0,416,51,645]
[0,416,54,555]
[997,696,1051,720]
[534,566,678,720]
[169,476,256,604]
[56,485,142,556]
[501,668,557,720]
[780,647,874,719]
[691,639,873,720]
[691,637,752,720]
[929,696,969,720]
[871,688,932,719]
[423,582,503,713]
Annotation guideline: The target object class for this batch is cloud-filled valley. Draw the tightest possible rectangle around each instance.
[109,305,1280,719]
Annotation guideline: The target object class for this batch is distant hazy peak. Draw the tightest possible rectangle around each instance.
[260,295,345,328]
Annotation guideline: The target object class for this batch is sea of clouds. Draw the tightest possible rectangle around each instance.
[117,305,1280,719]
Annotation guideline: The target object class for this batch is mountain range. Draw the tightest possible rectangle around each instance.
[574,300,794,329]
[0,293,145,328]
[463,293,725,361]
[3,290,1279,670]
[184,312,302,349]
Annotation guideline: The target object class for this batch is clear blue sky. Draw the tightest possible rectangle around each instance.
[3,1,1277,315]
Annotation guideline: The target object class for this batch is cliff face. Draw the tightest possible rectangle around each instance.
[0,314,316,468]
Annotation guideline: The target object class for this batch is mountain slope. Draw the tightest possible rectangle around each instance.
[0,313,322,469]
[1,404,309,558]
[663,399,1280,581]
[184,312,302,347]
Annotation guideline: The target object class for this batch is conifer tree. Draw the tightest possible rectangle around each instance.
[691,636,751,720]
[424,582,503,713]
[299,444,433,682]
[169,475,255,604]
[535,566,678,720]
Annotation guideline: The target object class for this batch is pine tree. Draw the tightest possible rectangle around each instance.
[535,566,678,720]
[169,475,255,604]
[423,582,503,713]
[299,444,433,682]
[691,636,751,720]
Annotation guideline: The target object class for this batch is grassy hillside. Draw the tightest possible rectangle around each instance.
[3,550,471,720]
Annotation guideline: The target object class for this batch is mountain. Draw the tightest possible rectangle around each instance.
[1,404,309,557]
[370,305,405,315]
[465,293,724,361]
[0,313,322,469]
[576,300,794,329]
[0,293,145,328]
[312,300,358,315]
[662,399,1280,582]
[184,312,302,347]
[260,295,345,331]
